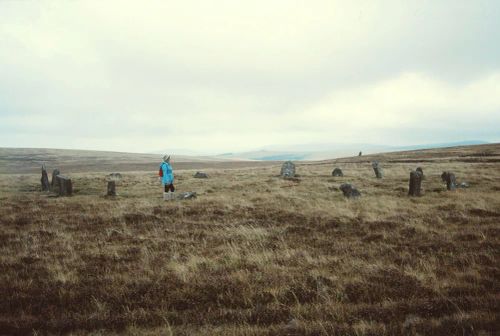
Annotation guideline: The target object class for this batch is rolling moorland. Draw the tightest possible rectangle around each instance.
[0,143,499,335]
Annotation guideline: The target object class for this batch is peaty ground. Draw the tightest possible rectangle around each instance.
[0,145,499,335]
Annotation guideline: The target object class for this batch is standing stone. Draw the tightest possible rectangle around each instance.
[339,183,361,198]
[41,165,50,191]
[57,175,73,196]
[280,161,296,178]
[441,172,456,191]
[51,169,60,190]
[107,181,117,196]
[358,151,362,156]
[408,170,423,196]
[194,172,208,178]
[416,167,424,179]
[332,168,344,177]
[372,161,383,178]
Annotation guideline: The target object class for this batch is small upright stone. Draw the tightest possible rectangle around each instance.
[107,181,117,196]
[339,183,361,198]
[194,172,208,178]
[57,175,73,196]
[441,171,456,191]
[41,165,50,191]
[372,161,383,178]
[51,169,60,190]
[332,168,343,177]
[408,170,423,196]
[358,151,362,156]
[280,161,296,178]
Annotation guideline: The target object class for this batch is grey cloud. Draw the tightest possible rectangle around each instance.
[0,1,499,153]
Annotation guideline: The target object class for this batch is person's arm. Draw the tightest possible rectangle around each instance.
[168,164,174,184]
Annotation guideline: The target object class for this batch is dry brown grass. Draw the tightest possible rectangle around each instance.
[0,145,499,335]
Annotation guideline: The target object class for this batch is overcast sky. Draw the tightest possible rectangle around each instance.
[1,1,499,154]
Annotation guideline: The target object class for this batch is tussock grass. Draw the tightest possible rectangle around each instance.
[0,146,499,335]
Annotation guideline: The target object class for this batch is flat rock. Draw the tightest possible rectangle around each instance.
[177,192,197,200]
[194,172,208,178]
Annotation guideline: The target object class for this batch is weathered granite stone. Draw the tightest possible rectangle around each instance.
[441,171,456,191]
[408,170,423,196]
[339,183,361,198]
[177,192,197,200]
[416,167,424,179]
[107,181,117,196]
[194,172,208,178]
[41,165,50,191]
[51,169,60,190]
[332,168,344,177]
[57,175,73,196]
[280,161,296,178]
[372,161,383,178]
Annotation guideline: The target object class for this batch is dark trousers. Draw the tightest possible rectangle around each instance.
[164,184,175,192]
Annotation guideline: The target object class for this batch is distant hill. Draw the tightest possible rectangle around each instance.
[0,148,270,174]
[215,140,490,161]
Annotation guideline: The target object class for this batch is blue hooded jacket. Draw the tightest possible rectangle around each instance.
[160,162,174,185]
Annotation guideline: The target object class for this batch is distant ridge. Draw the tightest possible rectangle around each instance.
[213,140,491,161]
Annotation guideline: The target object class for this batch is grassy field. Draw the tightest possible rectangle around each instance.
[0,144,499,335]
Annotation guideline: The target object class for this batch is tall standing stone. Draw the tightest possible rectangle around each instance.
[107,181,117,196]
[41,164,50,191]
[408,170,423,196]
[57,175,73,196]
[372,161,383,179]
[51,169,60,190]
[358,151,362,156]
[332,168,343,177]
[441,172,456,191]
[280,161,296,178]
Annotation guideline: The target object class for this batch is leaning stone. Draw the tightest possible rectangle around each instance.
[57,175,73,196]
[441,171,456,191]
[332,168,343,177]
[41,165,50,191]
[51,169,60,190]
[280,161,296,178]
[107,181,117,196]
[339,183,361,198]
[372,161,383,178]
[408,170,423,196]
[194,172,208,178]
[177,192,197,200]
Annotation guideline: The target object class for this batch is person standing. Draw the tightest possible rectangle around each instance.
[159,155,175,200]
